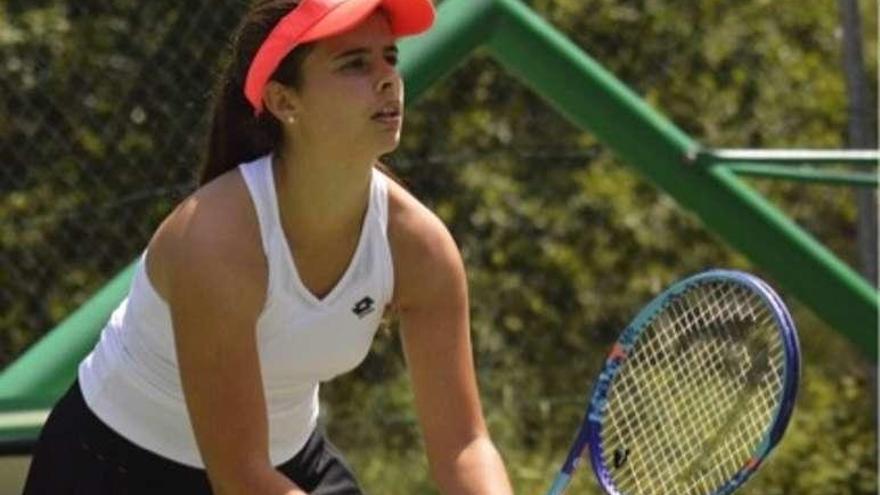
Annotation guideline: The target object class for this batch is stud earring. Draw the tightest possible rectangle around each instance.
[286,115,296,125]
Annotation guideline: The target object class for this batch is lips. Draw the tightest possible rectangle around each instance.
[371,102,402,121]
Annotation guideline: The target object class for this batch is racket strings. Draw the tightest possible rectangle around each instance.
[654,285,779,492]
[630,285,779,492]
[600,282,785,495]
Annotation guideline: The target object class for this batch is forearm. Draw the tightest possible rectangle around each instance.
[210,462,308,495]
[430,435,513,495]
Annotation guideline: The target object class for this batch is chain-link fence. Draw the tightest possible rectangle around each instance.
[1,1,252,365]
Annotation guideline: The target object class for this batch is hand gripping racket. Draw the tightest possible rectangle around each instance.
[547,269,800,495]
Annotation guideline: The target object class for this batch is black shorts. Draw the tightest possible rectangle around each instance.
[22,381,364,494]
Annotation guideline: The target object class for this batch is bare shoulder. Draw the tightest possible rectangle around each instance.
[386,179,465,311]
[147,169,267,310]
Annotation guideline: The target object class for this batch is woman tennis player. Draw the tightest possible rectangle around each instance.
[23,0,513,493]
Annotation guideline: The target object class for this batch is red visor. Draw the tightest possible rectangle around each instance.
[244,0,435,115]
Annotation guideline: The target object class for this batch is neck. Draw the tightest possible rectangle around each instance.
[273,140,375,240]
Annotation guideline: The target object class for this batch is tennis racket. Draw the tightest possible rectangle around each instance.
[547,269,800,495]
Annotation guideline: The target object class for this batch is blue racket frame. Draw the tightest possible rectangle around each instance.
[547,269,801,495]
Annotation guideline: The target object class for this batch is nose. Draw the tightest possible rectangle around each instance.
[375,63,400,94]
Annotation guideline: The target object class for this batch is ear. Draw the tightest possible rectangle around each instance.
[263,81,300,122]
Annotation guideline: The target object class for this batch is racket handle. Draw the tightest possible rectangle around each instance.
[545,472,572,495]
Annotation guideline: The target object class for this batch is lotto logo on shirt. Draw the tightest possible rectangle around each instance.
[352,296,375,318]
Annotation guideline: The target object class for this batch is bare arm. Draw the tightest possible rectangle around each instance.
[390,198,513,494]
[150,179,306,495]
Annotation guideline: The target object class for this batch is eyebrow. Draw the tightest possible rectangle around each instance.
[332,45,398,60]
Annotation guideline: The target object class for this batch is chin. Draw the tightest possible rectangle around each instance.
[376,135,402,155]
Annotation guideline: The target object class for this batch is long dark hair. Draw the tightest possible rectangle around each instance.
[199,0,311,186]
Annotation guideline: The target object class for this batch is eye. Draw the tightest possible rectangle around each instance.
[342,58,369,71]
[384,53,399,66]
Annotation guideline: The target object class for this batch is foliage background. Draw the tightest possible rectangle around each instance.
[0,0,877,493]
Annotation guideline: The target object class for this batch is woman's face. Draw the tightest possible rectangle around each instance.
[291,11,403,159]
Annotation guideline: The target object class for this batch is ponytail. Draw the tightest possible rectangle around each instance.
[198,0,310,186]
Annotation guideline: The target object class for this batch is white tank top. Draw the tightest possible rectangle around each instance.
[78,154,394,467]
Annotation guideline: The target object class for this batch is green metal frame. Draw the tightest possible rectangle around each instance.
[699,149,879,187]
[701,149,879,164]
[2,0,878,444]
[717,164,877,187]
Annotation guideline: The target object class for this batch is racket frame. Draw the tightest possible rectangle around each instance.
[548,269,801,495]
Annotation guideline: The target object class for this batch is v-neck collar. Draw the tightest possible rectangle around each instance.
[267,158,375,307]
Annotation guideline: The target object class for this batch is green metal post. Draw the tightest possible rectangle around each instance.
[485,0,878,357]
[400,0,500,99]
